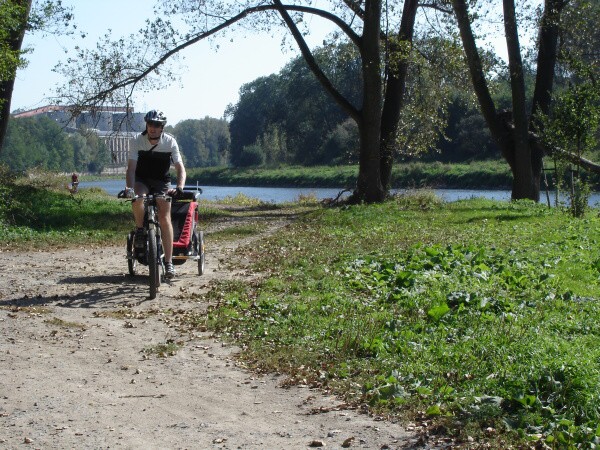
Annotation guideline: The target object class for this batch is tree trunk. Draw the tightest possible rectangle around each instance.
[379,0,418,191]
[353,0,385,203]
[452,0,514,161]
[0,0,32,153]
[452,0,565,202]
[503,0,536,200]
[529,0,566,198]
[272,0,384,203]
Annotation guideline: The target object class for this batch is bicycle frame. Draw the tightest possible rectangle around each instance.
[121,187,204,298]
[126,194,171,299]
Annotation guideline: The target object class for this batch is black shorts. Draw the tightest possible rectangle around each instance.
[135,176,170,195]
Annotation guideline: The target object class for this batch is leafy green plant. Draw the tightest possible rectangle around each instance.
[142,340,181,358]
[197,196,600,447]
[539,64,600,217]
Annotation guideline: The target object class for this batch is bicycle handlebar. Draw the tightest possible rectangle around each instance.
[117,189,201,201]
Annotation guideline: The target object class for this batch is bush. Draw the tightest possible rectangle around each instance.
[238,145,266,167]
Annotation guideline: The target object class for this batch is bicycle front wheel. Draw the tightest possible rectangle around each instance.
[148,228,159,299]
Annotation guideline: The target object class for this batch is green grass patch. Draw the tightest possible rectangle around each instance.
[209,223,267,242]
[201,195,600,448]
[44,317,87,330]
[186,161,514,189]
[0,169,229,249]
[142,340,181,358]
[0,169,133,248]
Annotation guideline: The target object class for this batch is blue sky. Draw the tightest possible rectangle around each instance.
[12,1,521,126]
[12,0,332,125]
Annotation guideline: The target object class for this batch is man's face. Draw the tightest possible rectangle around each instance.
[146,121,164,140]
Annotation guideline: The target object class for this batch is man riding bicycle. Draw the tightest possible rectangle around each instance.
[125,109,186,280]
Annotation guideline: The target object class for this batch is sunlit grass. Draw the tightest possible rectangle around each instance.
[199,194,600,448]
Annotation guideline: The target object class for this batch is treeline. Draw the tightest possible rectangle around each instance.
[1,116,109,173]
[226,42,502,167]
[3,41,526,173]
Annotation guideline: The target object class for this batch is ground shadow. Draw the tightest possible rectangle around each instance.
[0,273,153,309]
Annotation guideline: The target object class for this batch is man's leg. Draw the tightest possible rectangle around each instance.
[157,198,175,277]
[132,182,149,228]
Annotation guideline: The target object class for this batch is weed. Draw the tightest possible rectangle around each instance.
[196,196,600,447]
[142,340,181,358]
[44,317,86,330]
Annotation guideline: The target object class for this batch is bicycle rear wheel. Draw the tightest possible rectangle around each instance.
[148,228,159,299]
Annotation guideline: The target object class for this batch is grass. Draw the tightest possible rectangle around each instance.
[0,167,228,249]
[44,317,87,330]
[142,340,181,358]
[185,160,516,189]
[193,194,600,449]
[0,167,133,248]
[3,168,600,447]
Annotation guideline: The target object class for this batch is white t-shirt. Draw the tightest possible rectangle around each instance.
[129,131,183,164]
[129,131,183,181]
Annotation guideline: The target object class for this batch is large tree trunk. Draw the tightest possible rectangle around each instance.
[529,0,566,196]
[273,0,384,203]
[452,0,565,202]
[353,0,385,203]
[379,0,419,191]
[0,0,32,153]
[503,0,536,200]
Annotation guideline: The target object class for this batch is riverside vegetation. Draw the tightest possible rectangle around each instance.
[1,168,599,448]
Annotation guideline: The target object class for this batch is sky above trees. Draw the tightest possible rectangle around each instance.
[11,0,333,125]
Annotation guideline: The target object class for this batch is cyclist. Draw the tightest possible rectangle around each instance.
[125,109,187,279]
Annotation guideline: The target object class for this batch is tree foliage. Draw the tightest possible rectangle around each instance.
[54,0,455,202]
[227,37,469,167]
[450,0,600,201]
[0,0,74,152]
[1,116,107,173]
[228,43,361,167]
[169,117,230,168]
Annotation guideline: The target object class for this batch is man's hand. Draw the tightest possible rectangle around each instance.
[118,188,136,199]
[169,187,184,198]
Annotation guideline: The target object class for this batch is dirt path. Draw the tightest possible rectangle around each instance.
[0,211,416,449]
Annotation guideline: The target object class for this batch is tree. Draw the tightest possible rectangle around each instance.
[0,0,74,153]
[227,43,361,166]
[55,1,445,203]
[1,115,75,171]
[227,74,286,166]
[450,0,600,201]
[0,0,33,153]
[170,118,230,168]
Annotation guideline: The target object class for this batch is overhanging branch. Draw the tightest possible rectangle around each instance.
[68,3,361,108]
[272,0,361,121]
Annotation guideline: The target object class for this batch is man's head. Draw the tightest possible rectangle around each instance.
[144,109,167,142]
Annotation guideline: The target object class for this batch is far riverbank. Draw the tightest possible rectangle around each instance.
[93,161,600,193]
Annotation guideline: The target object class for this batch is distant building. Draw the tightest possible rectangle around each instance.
[12,105,146,169]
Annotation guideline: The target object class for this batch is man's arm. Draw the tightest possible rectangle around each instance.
[126,160,136,189]
[174,161,186,190]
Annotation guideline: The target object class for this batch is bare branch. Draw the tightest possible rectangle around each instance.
[419,2,453,14]
[272,0,361,121]
[341,0,365,20]
[58,2,361,110]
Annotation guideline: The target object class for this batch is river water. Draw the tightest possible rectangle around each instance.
[80,179,600,206]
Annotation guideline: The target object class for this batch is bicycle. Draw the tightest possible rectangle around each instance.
[118,188,205,299]
[119,191,168,299]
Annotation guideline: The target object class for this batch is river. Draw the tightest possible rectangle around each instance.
[80,179,600,206]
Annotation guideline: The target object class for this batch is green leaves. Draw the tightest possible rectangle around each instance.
[197,197,600,446]
[427,303,450,322]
